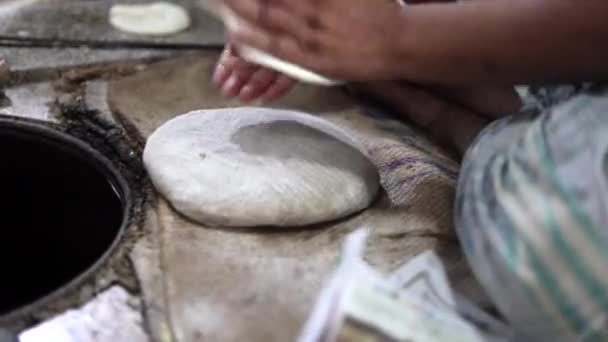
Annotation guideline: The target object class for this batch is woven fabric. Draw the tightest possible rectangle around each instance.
[108,55,487,342]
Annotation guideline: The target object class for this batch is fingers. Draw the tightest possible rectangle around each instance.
[435,85,523,118]
[239,68,293,102]
[393,82,488,154]
[227,18,312,68]
[213,45,239,86]
[352,81,487,154]
[214,49,259,97]
[238,68,275,101]
[222,0,322,63]
[259,74,295,101]
[213,45,295,102]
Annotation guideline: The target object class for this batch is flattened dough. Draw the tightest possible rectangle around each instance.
[143,108,379,227]
[109,2,191,36]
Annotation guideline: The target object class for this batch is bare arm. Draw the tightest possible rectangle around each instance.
[398,0,608,84]
[222,0,608,84]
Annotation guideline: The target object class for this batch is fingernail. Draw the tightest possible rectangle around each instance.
[213,64,228,85]
[222,74,238,96]
[239,85,254,101]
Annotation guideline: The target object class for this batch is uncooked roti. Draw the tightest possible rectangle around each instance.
[143,108,379,227]
[109,2,191,36]
[197,0,343,86]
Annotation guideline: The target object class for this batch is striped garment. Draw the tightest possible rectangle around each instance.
[455,84,608,341]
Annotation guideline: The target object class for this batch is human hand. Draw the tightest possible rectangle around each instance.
[349,82,521,154]
[213,44,296,102]
[221,0,408,82]
[432,85,522,119]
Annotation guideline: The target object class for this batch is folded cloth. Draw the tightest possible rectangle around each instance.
[456,83,608,341]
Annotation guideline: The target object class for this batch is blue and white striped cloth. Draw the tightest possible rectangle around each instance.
[455,85,608,341]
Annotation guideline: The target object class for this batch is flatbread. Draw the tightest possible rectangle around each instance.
[109,2,191,36]
[143,107,379,227]
[197,0,343,86]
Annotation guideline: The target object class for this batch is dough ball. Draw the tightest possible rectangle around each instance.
[109,2,191,36]
[143,108,379,227]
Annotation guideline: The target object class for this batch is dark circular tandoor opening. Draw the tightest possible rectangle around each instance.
[0,119,128,316]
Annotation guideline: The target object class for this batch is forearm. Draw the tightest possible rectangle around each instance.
[397,0,608,84]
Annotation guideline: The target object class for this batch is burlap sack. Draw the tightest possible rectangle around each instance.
[107,52,489,342]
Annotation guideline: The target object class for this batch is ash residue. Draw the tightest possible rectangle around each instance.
[53,99,152,231]
[52,100,155,287]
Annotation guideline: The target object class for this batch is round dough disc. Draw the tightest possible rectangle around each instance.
[143,108,379,227]
[109,2,191,36]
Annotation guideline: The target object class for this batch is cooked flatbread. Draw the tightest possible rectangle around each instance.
[109,2,191,36]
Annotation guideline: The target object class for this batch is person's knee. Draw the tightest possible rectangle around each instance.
[455,96,608,340]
